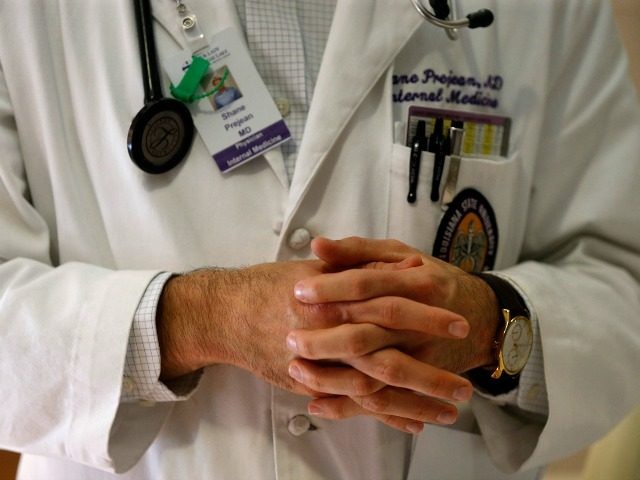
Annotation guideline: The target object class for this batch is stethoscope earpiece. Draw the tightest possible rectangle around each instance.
[411,0,494,37]
[467,9,494,29]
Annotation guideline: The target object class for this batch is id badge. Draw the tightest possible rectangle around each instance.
[163,28,291,173]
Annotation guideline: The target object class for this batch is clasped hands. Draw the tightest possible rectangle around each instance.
[158,236,498,435]
[285,237,498,434]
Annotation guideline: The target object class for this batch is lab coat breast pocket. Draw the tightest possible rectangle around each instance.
[387,143,526,270]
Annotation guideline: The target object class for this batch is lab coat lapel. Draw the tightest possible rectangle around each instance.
[287,0,423,209]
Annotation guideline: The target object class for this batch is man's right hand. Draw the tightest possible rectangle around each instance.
[157,261,344,395]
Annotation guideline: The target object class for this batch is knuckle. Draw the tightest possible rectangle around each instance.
[375,358,405,385]
[351,276,369,298]
[361,391,391,413]
[381,298,400,326]
[428,376,449,399]
[344,329,369,357]
[327,400,349,419]
[295,336,315,358]
[413,402,436,423]
[351,374,379,396]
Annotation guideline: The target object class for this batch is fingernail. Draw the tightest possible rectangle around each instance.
[308,403,324,416]
[437,411,457,425]
[288,364,303,382]
[406,422,423,434]
[453,385,473,401]
[294,283,311,301]
[448,320,470,338]
[286,333,298,352]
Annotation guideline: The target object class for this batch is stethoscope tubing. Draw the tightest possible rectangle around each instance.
[133,0,163,103]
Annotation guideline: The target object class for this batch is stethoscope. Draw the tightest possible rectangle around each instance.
[128,0,195,174]
[127,0,494,174]
[411,0,493,40]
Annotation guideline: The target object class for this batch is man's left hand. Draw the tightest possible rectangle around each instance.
[286,237,499,433]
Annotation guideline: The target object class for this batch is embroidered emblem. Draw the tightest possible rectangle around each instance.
[432,188,498,272]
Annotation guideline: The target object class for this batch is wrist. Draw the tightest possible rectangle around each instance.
[157,270,229,380]
[464,273,500,369]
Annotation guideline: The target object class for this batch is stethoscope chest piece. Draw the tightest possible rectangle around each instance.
[129,0,195,174]
[128,98,194,174]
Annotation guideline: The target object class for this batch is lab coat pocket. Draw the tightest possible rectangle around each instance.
[387,144,525,270]
[387,143,442,254]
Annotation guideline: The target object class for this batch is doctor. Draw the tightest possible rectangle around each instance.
[1,1,639,479]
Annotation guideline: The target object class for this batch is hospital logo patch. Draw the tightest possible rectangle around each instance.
[432,188,498,272]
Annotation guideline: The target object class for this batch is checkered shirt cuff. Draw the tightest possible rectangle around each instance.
[121,272,202,403]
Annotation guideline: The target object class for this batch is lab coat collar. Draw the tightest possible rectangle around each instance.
[286,0,423,211]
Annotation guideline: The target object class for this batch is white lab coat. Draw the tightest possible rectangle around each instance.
[1,0,639,479]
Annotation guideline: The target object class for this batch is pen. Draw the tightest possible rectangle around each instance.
[407,120,429,203]
[429,117,446,202]
[441,120,464,208]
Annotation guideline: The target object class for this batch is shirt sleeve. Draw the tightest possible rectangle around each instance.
[122,272,202,403]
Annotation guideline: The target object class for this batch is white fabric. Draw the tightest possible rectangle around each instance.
[1,0,639,479]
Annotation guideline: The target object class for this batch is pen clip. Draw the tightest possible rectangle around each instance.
[441,121,465,208]
[407,120,429,203]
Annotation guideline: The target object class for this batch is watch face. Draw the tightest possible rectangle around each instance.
[501,316,533,375]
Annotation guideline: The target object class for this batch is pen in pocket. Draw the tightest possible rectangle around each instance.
[407,120,429,204]
[429,117,446,202]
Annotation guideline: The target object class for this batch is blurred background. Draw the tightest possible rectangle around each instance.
[0,1,638,479]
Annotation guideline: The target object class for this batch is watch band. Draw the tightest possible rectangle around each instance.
[475,273,529,319]
[467,273,530,395]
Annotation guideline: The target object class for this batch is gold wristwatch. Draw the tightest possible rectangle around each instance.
[477,273,533,379]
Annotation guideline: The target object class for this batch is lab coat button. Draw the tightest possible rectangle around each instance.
[276,98,291,117]
[288,228,311,250]
[272,219,283,234]
[288,415,312,436]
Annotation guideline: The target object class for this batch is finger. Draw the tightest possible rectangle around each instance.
[350,387,459,425]
[307,395,425,434]
[311,236,419,266]
[288,300,468,354]
[287,323,401,360]
[339,297,469,339]
[347,349,473,402]
[295,267,422,304]
[288,358,386,396]
[357,254,423,272]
